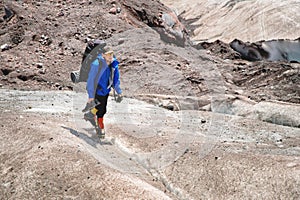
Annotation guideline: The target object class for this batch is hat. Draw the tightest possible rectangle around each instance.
[102,45,114,54]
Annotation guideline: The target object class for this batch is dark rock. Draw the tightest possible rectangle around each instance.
[3,6,14,21]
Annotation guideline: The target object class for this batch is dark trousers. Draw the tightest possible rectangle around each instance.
[95,94,109,118]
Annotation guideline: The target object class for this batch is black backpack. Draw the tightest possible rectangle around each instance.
[71,39,106,83]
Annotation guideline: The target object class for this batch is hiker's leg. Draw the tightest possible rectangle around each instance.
[95,94,109,119]
[95,94,109,137]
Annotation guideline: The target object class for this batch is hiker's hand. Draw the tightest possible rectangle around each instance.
[116,94,123,103]
[87,98,94,103]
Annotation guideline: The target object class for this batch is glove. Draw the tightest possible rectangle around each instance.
[115,94,123,103]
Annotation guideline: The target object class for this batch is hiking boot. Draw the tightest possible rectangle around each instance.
[96,127,105,139]
[84,111,96,127]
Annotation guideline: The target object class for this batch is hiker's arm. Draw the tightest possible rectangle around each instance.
[86,61,98,99]
[113,65,122,94]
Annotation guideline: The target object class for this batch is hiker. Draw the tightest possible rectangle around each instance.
[84,45,123,138]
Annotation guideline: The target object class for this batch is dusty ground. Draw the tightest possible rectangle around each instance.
[0,0,299,199]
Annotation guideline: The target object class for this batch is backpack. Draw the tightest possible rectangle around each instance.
[71,39,106,83]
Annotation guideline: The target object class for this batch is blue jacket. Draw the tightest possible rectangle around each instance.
[86,55,122,98]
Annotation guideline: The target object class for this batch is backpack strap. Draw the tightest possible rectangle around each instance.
[94,58,103,94]
[107,64,115,89]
